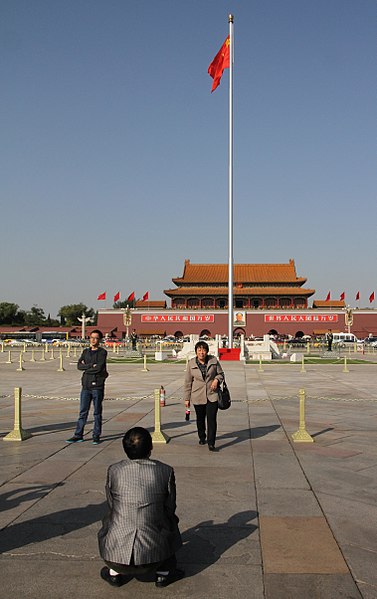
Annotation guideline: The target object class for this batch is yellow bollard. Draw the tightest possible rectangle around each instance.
[184,354,189,371]
[50,347,55,360]
[66,343,71,358]
[141,354,149,372]
[306,341,310,354]
[6,350,12,364]
[113,342,116,353]
[3,387,32,441]
[45,342,49,354]
[343,356,349,373]
[73,346,77,358]
[16,351,24,372]
[40,349,46,361]
[57,350,65,372]
[0,341,4,352]
[151,388,169,444]
[301,355,306,373]
[258,355,264,372]
[30,349,36,362]
[23,342,27,352]
[292,389,314,443]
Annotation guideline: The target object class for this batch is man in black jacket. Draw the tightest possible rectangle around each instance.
[66,329,108,445]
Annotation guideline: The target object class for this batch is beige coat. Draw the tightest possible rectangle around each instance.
[184,355,224,405]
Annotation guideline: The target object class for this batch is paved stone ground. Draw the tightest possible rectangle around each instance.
[0,352,376,598]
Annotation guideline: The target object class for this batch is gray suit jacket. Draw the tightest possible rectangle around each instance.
[98,458,182,565]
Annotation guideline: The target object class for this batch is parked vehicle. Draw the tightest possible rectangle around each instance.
[332,333,362,346]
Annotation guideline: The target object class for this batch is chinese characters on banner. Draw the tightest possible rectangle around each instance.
[141,314,215,323]
[264,314,338,323]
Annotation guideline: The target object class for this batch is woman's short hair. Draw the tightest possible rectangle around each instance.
[195,341,209,353]
[122,427,153,459]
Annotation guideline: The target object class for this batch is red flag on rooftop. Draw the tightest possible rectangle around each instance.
[97,292,106,300]
[142,292,149,302]
[208,35,230,92]
[340,292,345,301]
[369,291,375,303]
[127,292,135,302]
[113,291,120,303]
[355,291,360,301]
[325,292,331,301]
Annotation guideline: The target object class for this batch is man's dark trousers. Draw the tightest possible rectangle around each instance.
[75,388,104,438]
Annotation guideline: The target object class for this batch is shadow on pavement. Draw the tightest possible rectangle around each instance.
[217,425,281,449]
[0,483,62,513]
[0,502,107,553]
[178,510,258,573]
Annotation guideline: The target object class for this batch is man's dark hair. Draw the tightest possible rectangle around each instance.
[195,341,209,353]
[122,427,153,459]
[90,329,103,340]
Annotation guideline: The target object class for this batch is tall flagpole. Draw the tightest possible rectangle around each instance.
[228,14,234,348]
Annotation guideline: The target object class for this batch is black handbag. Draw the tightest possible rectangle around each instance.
[217,380,231,410]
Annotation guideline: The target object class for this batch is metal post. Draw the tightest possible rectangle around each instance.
[16,351,24,371]
[141,354,149,372]
[57,349,65,372]
[343,356,349,373]
[151,388,169,444]
[3,387,32,441]
[292,389,314,443]
[227,14,234,348]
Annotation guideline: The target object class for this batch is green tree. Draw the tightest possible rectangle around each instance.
[0,302,21,325]
[113,299,136,309]
[58,304,94,326]
[24,305,47,326]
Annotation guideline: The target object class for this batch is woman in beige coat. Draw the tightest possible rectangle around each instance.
[184,341,224,451]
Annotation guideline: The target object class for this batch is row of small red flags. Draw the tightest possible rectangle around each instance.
[326,291,375,303]
[97,291,149,303]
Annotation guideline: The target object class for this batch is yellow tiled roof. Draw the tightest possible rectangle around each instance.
[164,286,314,297]
[172,259,307,285]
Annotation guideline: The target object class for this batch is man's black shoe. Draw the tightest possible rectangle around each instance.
[92,436,100,445]
[208,445,218,452]
[155,568,185,588]
[198,439,206,445]
[100,566,124,587]
[66,436,83,443]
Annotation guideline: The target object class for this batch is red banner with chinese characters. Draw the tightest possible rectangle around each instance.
[264,314,338,323]
[141,314,215,323]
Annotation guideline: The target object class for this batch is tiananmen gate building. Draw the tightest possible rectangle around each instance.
[97,259,377,340]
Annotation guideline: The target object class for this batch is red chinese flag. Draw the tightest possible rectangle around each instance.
[127,291,135,302]
[97,292,106,300]
[369,291,375,303]
[325,292,331,301]
[340,292,345,301]
[142,291,149,302]
[355,291,360,301]
[113,291,120,303]
[208,35,230,92]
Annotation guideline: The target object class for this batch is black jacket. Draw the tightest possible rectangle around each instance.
[77,347,108,390]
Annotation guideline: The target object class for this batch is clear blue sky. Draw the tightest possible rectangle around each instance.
[2,0,376,317]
